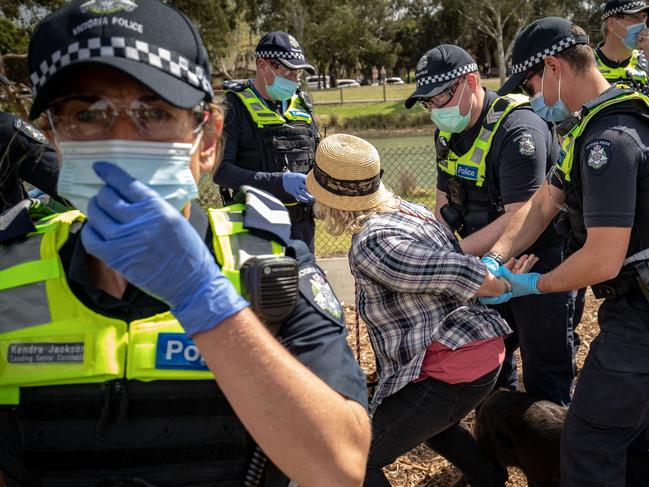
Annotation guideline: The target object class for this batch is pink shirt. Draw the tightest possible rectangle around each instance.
[417,337,505,384]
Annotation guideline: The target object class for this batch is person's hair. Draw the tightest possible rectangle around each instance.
[206,100,225,166]
[555,24,595,74]
[313,189,401,236]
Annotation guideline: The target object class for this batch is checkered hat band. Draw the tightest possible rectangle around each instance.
[416,63,478,88]
[510,37,578,75]
[602,1,648,20]
[30,37,213,98]
[255,50,306,61]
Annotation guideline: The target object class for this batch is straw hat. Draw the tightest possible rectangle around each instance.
[306,134,387,211]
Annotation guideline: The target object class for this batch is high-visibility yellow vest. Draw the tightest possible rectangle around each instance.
[0,205,284,405]
[436,94,529,188]
[231,86,312,128]
[556,90,649,182]
[595,49,648,84]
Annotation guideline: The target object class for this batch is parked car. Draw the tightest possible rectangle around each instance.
[386,77,405,85]
[305,75,330,89]
[336,79,360,88]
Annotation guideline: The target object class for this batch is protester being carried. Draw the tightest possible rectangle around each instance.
[307,133,536,487]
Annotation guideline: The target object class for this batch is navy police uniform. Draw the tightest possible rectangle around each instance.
[437,89,577,405]
[405,45,576,406]
[0,189,368,486]
[499,15,649,485]
[0,112,59,213]
[213,32,320,252]
[550,86,649,486]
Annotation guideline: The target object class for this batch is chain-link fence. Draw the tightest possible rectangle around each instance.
[197,144,437,257]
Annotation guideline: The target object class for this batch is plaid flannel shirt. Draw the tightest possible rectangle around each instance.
[349,201,511,415]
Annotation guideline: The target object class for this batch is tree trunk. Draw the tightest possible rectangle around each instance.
[495,12,507,83]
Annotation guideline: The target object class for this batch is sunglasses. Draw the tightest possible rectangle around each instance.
[519,63,545,97]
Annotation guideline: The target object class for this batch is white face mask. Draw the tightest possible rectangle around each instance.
[56,139,200,214]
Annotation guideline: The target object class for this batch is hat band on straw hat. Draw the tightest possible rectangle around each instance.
[313,164,383,197]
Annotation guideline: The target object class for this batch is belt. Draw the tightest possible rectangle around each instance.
[591,260,649,301]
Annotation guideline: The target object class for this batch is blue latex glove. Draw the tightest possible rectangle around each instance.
[480,256,503,277]
[81,162,249,336]
[282,171,314,203]
[479,291,513,306]
[500,267,543,298]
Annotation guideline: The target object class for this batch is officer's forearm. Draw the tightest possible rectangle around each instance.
[491,183,559,260]
[213,160,287,199]
[460,202,524,256]
[537,226,631,293]
[193,307,371,487]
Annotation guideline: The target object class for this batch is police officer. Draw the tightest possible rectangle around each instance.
[0,74,59,213]
[213,32,319,251]
[492,16,649,486]
[404,45,577,407]
[0,1,370,485]
[596,0,649,88]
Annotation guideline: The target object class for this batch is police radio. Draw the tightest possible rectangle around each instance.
[240,256,299,334]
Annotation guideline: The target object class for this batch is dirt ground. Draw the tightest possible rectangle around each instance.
[345,289,602,487]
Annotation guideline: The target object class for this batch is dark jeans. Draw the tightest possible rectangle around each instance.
[365,367,504,487]
[493,245,578,406]
[561,292,649,486]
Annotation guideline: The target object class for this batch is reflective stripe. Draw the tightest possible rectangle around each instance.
[230,87,312,128]
[437,94,528,187]
[556,91,649,181]
[207,204,285,295]
[0,234,52,332]
[0,258,60,291]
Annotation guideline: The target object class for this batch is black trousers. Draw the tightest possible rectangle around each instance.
[364,367,505,487]
[492,245,578,406]
[561,291,649,487]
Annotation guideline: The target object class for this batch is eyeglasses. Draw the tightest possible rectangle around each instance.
[268,60,303,79]
[45,95,209,141]
[418,77,465,111]
[519,63,544,97]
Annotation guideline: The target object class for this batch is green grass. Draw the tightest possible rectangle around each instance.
[309,79,501,105]
[311,79,502,132]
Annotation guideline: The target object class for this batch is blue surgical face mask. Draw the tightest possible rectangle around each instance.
[56,139,200,215]
[265,67,298,101]
[530,66,572,124]
[430,79,473,133]
[616,19,646,49]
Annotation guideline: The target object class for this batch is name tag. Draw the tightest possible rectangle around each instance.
[155,333,208,371]
[456,164,478,180]
[8,342,84,363]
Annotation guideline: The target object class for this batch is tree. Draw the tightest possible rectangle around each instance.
[451,0,535,82]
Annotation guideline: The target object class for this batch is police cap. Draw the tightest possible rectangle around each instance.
[404,45,478,109]
[602,0,649,21]
[498,17,589,96]
[27,0,213,120]
[255,31,315,75]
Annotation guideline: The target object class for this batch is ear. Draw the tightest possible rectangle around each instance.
[198,113,223,174]
[465,72,479,91]
[544,56,561,76]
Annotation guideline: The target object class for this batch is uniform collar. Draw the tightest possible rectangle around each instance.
[596,43,632,68]
[247,79,287,113]
[62,202,210,321]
